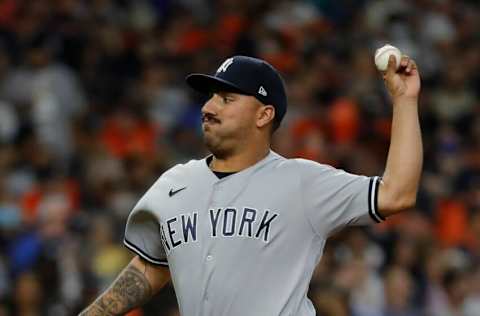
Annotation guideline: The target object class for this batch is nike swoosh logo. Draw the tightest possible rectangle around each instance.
[169,187,187,197]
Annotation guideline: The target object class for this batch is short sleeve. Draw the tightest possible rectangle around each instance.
[124,196,168,266]
[297,159,385,237]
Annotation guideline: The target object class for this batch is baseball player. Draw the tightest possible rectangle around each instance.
[80,54,422,316]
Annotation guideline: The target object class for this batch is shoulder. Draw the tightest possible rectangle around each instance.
[278,157,336,174]
[278,158,354,187]
[141,158,206,199]
[161,158,203,179]
[264,154,337,183]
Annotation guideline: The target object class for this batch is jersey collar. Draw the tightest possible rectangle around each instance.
[203,150,281,183]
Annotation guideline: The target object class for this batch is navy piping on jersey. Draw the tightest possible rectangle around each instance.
[123,238,169,266]
[206,155,238,179]
[368,176,385,223]
[213,170,237,179]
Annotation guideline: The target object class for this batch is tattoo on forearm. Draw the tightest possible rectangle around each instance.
[80,304,113,316]
[79,264,152,316]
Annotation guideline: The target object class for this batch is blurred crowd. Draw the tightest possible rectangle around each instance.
[0,0,479,315]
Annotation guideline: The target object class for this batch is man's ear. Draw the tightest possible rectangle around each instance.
[256,105,275,128]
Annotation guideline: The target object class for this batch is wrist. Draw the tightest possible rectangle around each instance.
[392,96,418,107]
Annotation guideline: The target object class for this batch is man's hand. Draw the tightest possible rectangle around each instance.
[383,55,421,103]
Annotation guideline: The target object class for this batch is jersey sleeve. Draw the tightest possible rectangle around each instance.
[297,159,385,237]
[124,192,168,266]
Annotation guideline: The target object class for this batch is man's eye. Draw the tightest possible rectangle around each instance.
[223,97,234,103]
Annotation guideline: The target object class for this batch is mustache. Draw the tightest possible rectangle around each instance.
[201,113,221,123]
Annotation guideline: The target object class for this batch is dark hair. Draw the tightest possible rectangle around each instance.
[271,118,281,133]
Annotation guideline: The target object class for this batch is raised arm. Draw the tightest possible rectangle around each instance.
[79,255,171,316]
[377,55,423,217]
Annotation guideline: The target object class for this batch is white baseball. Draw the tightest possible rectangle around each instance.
[374,44,402,71]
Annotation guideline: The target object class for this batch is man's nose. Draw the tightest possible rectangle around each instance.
[201,95,217,115]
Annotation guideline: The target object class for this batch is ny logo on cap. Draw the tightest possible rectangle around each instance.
[217,58,234,73]
[258,86,267,96]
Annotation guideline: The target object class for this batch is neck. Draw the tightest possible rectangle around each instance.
[210,146,270,172]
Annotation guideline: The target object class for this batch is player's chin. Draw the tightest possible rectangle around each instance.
[202,133,216,148]
[203,135,226,156]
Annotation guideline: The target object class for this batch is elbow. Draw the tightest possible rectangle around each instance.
[379,189,418,217]
[394,194,417,211]
[378,177,420,217]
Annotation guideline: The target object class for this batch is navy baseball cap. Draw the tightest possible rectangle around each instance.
[186,56,288,128]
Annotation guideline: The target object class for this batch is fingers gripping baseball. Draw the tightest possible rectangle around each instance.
[383,55,421,102]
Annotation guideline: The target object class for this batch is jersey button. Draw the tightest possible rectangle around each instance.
[206,255,213,261]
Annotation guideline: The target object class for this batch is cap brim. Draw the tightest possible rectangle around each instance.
[185,74,248,95]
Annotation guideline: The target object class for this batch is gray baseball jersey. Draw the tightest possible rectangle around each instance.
[124,150,384,316]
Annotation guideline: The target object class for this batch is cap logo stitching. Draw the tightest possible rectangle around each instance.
[217,58,234,73]
[258,86,267,96]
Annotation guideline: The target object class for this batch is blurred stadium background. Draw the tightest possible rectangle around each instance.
[0,0,479,315]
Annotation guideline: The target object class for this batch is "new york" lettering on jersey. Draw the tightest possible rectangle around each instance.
[160,207,279,253]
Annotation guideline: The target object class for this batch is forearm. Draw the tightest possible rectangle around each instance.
[380,98,423,214]
[79,256,170,316]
